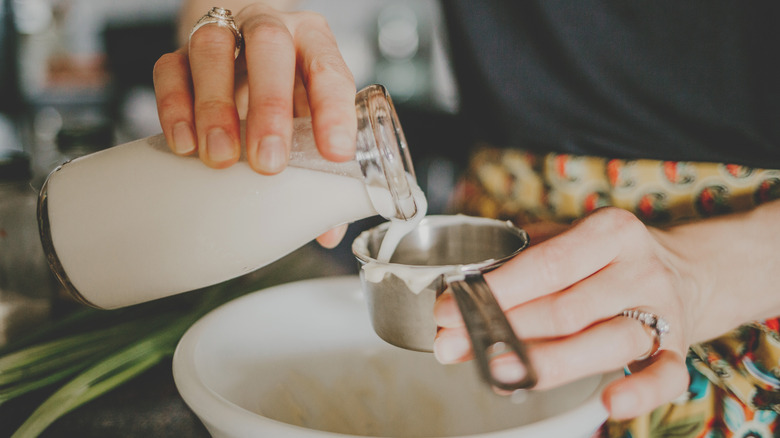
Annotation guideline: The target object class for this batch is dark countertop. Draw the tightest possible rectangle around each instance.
[1,334,209,438]
[9,360,211,438]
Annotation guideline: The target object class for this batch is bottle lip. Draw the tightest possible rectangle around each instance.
[355,84,418,221]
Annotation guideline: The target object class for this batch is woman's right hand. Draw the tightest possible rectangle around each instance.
[152,1,357,175]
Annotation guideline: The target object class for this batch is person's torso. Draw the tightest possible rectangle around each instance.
[443,0,780,168]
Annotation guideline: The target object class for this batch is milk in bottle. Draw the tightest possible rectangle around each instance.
[38,85,423,309]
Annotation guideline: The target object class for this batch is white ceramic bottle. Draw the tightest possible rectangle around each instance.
[38,85,421,309]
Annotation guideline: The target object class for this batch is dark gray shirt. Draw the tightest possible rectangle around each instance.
[443,0,780,167]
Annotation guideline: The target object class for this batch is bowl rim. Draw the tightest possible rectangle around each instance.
[172,275,621,438]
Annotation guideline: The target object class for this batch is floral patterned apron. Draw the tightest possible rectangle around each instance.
[450,146,780,437]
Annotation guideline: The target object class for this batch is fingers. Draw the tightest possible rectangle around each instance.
[485,208,648,310]
[603,350,689,420]
[433,291,464,328]
[292,11,357,162]
[238,10,296,174]
[431,220,572,331]
[435,313,689,419]
[524,316,654,390]
[436,262,649,338]
[188,21,241,168]
[434,313,689,419]
[434,315,654,388]
[236,7,356,171]
[153,49,197,156]
[156,6,356,174]
[433,327,473,364]
[315,224,349,249]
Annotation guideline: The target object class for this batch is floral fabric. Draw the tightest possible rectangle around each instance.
[449,146,780,437]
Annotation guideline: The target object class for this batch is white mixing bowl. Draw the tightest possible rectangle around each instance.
[173,276,621,438]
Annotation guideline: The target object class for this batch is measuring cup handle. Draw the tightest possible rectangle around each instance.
[448,272,538,392]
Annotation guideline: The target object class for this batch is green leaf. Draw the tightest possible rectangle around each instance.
[0,361,89,405]
[9,323,181,438]
[2,276,250,437]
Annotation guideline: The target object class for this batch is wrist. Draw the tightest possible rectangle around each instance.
[654,200,780,343]
[648,226,711,343]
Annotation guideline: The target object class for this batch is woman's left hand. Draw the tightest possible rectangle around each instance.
[433,207,696,420]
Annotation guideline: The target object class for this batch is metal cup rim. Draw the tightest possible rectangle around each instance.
[351,214,529,270]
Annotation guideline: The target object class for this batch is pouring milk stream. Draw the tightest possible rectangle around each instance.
[38,85,426,309]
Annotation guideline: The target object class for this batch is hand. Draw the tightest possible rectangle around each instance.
[433,207,696,420]
[153,3,357,174]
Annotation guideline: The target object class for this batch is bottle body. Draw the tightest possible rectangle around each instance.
[39,134,377,309]
[38,84,421,309]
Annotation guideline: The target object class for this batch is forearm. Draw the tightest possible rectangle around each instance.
[177,0,297,45]
[655,198,780,343]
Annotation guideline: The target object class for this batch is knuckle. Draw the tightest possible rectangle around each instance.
[195,98,235,116]
[591,207,651,250]
[241,15,291,45]
[189,26,235,52]
[548,293,588,334]
[615,210,647,237]
[236,3,273,20]
[153,52,186,79]
[645,260,674,289]
[156,91,191,115]
[253,95,292,116]
[600,207,641,231]
[293,10,330,29]
[534,241,569,289]
[305,51,352,80]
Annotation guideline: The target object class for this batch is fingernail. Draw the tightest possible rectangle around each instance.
[433,293,464,327]
[608,391,638,417]
[172,122,195,154]
[256,135,287,174]
[206,128,236,163]
[328,125,354,158]
[491,357,527,384]
[316,225,348,249]
[433,334,471,364]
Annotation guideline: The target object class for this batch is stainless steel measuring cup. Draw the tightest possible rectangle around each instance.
[352,215,537,391]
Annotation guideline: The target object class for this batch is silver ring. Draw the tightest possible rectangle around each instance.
[621,309,670,361]
[189,7,243,59]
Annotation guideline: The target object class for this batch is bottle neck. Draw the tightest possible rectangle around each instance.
[283,85,421,222]
[287,117,363,180]
[354,84,419,221]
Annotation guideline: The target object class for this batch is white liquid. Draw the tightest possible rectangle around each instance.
[44,134,393,309]
[375,177,428,263]
[359,215,505,295]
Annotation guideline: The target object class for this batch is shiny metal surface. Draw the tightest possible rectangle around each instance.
[449,273,537,391]
[352,215,537,391]
[36,162,97,308]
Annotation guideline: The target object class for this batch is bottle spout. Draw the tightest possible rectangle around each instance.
[355,84,419,221]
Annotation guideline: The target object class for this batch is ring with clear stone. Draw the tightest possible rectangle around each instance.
[189,7,243,59]
[621,309,670,361]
